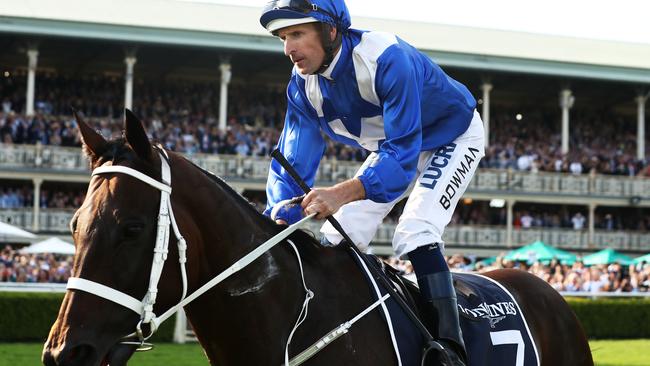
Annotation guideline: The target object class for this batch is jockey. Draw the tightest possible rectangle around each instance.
[260,1,485,364]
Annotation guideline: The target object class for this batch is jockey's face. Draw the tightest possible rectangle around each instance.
[278,23,325,75]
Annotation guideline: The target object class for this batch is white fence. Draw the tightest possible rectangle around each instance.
[3,208,649,252]
[3,143,650,199]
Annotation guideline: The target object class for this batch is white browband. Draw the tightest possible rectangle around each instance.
[92,165,172,193]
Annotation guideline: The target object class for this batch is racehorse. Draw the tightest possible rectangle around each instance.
[43,110,593,366]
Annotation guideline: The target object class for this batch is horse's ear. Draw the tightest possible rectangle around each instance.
[124,109,153,162]
[75,110,107,162]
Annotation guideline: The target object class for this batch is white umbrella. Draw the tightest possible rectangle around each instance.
[0,220,37,239]
[20,237,75,255]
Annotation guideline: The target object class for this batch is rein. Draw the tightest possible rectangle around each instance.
[65,150,391,365]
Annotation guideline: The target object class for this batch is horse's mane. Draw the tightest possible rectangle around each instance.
[186,158,323,251]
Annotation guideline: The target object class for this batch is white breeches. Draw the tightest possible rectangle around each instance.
[321,110,486,257]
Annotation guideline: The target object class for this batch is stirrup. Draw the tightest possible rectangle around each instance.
[421,340,465,366]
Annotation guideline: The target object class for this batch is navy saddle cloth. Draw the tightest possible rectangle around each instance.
[374,263,541,366]
[452,272,540,366]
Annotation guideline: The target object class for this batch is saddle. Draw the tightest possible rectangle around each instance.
[366,255,479,331]
[365,255,540,366]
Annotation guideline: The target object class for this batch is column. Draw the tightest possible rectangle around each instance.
[637,94,648,161]
[506,199,515,248]
[218,60,232,132]
[559,89,574,154]
[124,55,137,110]
[32,178,43,232]
[588,203,596,248]
[26,49,39,116]
[481,82,492,147]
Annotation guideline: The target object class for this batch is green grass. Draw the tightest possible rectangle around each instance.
[589,339,650,366]
[0,343,209,366]
[1,339,648,365]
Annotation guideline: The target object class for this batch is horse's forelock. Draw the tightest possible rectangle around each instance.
[87,138,158,172]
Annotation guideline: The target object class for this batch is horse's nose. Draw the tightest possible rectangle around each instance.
[42,344,97,366]
[42,348,57,366]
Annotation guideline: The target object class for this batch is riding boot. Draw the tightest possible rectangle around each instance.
[418,271,467,366]
[407,244,467,365]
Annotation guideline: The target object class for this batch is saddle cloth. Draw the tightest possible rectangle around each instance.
[356,254,540,366]
[453,272,540,366]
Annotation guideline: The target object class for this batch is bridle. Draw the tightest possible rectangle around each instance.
[66,149,314,351]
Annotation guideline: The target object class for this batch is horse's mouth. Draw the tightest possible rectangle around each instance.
[100,343,136,366]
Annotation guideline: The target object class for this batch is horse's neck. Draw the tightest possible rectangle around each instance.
[174,161,304,363]
[173,160,394,365]
[175,162,271,263]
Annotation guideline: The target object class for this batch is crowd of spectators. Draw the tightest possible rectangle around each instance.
[2,74,650,248]
[481,111,650,176]
[2,72,648,168]
[0,245,72,284]
[385,253,650,294]
[0,187,85,210]
[474,256,650,293]
[449,202,650,231]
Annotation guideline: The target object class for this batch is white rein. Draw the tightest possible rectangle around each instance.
[66,151,389,365]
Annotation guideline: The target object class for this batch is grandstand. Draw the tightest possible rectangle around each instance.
[1,0,649,274]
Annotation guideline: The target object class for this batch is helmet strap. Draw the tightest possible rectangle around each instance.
[314,23,342,75]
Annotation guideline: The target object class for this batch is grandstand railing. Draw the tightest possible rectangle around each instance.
[0,143,87,172]
[3,144,650,251]
[0,209,75,233]
[2,143,650,200]
[0,282,66,292]
[3,209,649,252]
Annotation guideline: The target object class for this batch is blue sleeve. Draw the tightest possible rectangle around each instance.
[264,77,325,223]
[357,46,422,203]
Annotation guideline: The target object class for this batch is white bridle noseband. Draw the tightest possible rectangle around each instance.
[66,151,314,349]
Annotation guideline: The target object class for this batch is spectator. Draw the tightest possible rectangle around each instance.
[520,211,534,229]
[571,212,585,230]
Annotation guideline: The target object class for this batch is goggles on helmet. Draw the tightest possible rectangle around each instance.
[262,0,336,23]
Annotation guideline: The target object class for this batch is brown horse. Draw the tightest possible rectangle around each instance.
[42,110,593,366]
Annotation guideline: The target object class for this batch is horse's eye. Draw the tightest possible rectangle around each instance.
[122,223,145,240]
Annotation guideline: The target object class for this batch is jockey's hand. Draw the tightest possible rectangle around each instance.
[301,178,365,220]
[275,219,287,225]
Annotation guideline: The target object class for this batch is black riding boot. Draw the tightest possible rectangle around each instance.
[418,271,467,366]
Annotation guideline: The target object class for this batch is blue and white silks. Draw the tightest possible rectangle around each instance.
[265,29,476,223]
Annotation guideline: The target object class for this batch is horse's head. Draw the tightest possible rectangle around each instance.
[43,110,184,366]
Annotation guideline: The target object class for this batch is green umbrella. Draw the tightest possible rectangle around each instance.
[632,253,650,264]
[582,248,633,266]
[504,241,577,265]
